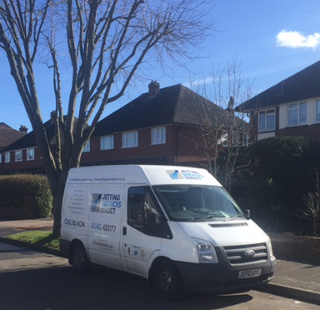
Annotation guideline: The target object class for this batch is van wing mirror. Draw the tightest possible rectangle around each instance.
[245,209,251,219]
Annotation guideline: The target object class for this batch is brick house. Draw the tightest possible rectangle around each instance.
[0,120,54,174]
[1,82,248,174]
[236,60,320,142]
[0,123,27,172]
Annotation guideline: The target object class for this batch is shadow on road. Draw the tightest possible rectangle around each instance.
[0,265,253,310]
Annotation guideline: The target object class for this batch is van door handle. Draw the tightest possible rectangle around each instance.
[123,227,127,235]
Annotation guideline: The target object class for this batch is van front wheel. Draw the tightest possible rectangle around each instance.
[72,242,90,274]
[155,261,183,300]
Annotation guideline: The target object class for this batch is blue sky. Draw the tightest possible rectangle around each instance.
[1,0,320,132]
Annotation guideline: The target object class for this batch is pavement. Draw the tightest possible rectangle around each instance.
[0,219,320,305]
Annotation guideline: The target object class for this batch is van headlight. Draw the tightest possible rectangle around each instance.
[193,238,218,264]
[267,238,274,257]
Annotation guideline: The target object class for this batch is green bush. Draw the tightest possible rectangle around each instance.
[233,136,313,234]
[0,174,52,218]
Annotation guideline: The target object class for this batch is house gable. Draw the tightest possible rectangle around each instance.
[237,61,320,141]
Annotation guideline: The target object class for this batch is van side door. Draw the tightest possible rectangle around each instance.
[88,185,124,270]
[121,186,172,278]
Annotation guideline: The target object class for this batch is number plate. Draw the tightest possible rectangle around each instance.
[238,268,262,279]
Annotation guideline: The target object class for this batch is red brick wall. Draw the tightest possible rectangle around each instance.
[0,147,44,174]
[278,124,320,140]
[1,125,221,174]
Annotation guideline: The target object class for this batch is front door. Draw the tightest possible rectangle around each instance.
[121,186,171,278]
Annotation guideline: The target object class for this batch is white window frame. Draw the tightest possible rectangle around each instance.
[258,109,275,132]
[151,127,166,145]
[288,102,307,127]
[5,152,10,163]
[122,131,138,148]
[100,135,114,150]
[316,99,320,123]
[26,148,35,161]
[15,150,23,162]
[242,132,249,147]
[83,140,90,153]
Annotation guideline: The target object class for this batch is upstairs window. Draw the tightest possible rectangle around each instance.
[258,109,275,132]
[26,148,35,161]
[15,150,23,162]
[316,100,320,123]
[288,102,307,126]
[242,132,249,147]
[122,131,138,148]
[151,127,166,145]
[83,140,90,153]
[5,152,10,163]
[100,135,114,150]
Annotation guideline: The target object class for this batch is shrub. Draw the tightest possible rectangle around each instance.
[0,174,52,219]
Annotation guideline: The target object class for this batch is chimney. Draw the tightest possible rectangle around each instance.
[19,125,28,135]
[148,80,160,97]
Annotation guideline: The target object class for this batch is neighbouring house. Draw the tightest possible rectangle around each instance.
[0,82,248,174]
[236,60,320,142]
[0,120,54,174]
[0,123,27,171]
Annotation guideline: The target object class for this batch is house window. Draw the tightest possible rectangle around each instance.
[122,131,138,148]
[100,135,114,150]
[242,132,249,147]
[151,127,166,145]
[0,154,2,164]
[83,140,90,153]
[258,109,275,132]
[316,100,320,123]
[26,148,35,161]
[5,152,10,163]
[15,150,23,162]
[288,102,307,126]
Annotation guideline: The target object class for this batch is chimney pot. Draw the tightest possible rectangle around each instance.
[19,125,28,135]
[148,80,160,97]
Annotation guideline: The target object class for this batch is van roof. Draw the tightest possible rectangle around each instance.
[66,165,221,187]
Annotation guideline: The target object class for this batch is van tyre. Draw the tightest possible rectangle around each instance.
[155,261,183,300]
[72,242,90,274]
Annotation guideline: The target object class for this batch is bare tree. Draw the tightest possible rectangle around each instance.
[298,170,320,236]
[188,58,254,191]
[0,0,213,236]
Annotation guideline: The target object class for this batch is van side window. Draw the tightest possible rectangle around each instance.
[128,186,171,238]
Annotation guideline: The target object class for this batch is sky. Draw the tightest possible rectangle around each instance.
[1,0,320,132]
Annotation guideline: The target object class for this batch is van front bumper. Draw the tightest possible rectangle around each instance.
[175,257,276,293]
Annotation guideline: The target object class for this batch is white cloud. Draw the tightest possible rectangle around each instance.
[276,30,320,49]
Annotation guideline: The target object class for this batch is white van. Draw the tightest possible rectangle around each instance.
[60,165,276,299]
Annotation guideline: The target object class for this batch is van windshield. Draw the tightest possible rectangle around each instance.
[153,185,244,222]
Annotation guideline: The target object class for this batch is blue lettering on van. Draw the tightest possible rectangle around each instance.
[91,222,102,230]
[181,170,204,180]
[102,194,122,208]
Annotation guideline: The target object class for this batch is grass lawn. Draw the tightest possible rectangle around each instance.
[7,230,60,250]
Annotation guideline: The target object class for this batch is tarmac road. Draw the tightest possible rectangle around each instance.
[1,242,320,310]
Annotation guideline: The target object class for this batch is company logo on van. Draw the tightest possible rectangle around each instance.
[91,193,122,213]
[167,169,204,180]
[167,170,184,180]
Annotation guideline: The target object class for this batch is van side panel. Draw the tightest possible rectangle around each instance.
[61,185,90,252]
[88,185,124,269]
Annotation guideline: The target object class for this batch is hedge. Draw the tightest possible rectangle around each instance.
[0,174,52,219]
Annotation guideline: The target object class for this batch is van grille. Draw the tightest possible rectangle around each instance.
[223,243,268,265]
